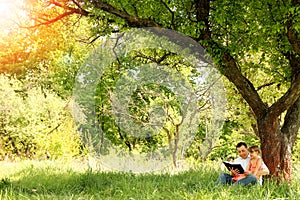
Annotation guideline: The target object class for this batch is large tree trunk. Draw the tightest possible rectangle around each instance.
[259,122,294,182]
[258,97,300,181]
[280,96,300,180]
[258,115,282,181]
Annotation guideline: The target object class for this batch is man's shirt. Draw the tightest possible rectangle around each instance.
[233,156,250,170]
[233,155,268,170]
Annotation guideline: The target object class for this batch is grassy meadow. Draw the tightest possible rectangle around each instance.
[0,159,299,200]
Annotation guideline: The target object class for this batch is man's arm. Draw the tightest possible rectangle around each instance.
[257,168,269,176]
[257,161,269,176]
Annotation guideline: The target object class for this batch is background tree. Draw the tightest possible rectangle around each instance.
[0,74,82,159]
[16,0,300,180]
[0,1,95,159]
[73,34,223,167]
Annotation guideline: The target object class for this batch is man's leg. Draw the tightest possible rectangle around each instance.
[216,173,233,184]
[233,174,258,186]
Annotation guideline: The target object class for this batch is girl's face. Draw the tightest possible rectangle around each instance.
[249,150,259,159]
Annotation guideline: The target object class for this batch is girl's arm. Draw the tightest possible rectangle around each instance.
[246,160,251,171]
[252,158,262,176]
[244,161,251,175]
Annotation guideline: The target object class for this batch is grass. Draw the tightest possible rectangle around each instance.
[0,159,299,200]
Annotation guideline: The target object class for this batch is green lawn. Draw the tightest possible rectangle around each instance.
[0,160,299,199]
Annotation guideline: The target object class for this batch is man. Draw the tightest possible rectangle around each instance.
[216,142,269,186]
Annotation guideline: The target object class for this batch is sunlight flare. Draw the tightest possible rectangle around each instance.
[0,0,26,32]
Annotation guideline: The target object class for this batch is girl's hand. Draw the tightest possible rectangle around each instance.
[244,170,251,175]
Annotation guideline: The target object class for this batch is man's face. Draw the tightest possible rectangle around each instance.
[237,145,248,159]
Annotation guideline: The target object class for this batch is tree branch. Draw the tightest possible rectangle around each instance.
[22,0,89,28]
[287,27,300,55]
[269,59,300,117]
[160,0,176,30]
[25,11,79,28]
[257,82,276,91]
[50,0,89,16]
[286,0,300,55]
[90,0,159,27]
[195,0,267,118]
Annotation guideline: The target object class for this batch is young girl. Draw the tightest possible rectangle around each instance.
[245,145,263,180]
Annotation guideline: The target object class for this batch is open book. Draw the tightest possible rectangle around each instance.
[223,161,244,174]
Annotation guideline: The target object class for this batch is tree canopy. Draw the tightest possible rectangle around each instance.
[1,0,300,180]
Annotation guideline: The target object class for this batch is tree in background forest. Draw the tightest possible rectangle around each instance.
[0,74,82,159]
[15,0,300,181]
[0,1,94,159]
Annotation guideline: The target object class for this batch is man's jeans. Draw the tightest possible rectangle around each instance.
[216,173,258,186]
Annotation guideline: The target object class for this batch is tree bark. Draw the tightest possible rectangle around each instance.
[258,96,300,182]
[258,114,282,181]
[280,96,300,180]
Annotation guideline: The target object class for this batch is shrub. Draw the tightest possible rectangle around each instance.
[0,74,82,160]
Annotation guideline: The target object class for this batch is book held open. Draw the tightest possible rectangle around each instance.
[223,161,245,174]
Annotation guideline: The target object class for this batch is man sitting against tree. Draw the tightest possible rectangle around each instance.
[216,142,269,186]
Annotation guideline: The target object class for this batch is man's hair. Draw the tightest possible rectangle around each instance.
[236,142,247,149]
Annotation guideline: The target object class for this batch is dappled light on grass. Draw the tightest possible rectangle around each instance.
[0,160,299,199]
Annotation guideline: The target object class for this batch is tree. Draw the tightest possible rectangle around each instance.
[0,74,82,159]
[23,0,300,181]
[72,32,224,169]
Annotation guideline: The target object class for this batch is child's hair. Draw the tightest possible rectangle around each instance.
[248,145,261,154]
